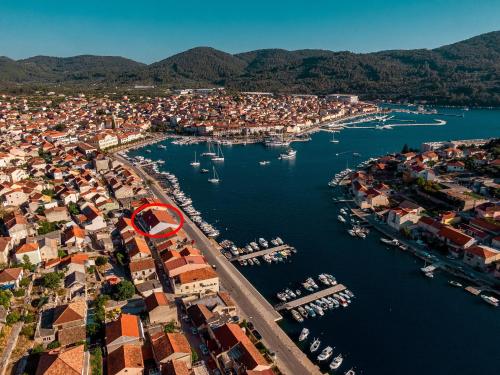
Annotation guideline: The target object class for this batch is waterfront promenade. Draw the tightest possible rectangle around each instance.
[113,153,323,375]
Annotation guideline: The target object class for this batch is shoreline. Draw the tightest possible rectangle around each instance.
[113,152,324,375]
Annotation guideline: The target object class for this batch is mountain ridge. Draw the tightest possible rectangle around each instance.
[1,31,499,106]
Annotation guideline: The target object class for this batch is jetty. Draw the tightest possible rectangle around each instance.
[231,245,293,261]
[276,284,346,311]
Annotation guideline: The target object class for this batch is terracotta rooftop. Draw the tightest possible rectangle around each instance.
[106,314,142,345]
[35,344,85,375]
[107,344,144,375]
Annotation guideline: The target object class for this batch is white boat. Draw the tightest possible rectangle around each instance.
[211,144,224,161]
[250,242,260,251]
[330,354,343,370]
[276,237,284,245]
[208,166,220,183]
[317,346,333,361]
[481,295,499,307]
[330,132,339,143]
[279,149,297,160]
[291,309,303,322]
[380,238,399,246]
[158,144,167,149]
[200,168,209,173]
[190,152,200,167]
[338,215,346,223]
[258,238,269,248]
[345,368,356,375]
[299,328,310,342]
[201,142,216,157]
[348,229,356,236]
[448,280,463,288]
[310,338,321,352]
[259,160,270,165]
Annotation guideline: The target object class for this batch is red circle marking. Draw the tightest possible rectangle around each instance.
[130,202,185,239]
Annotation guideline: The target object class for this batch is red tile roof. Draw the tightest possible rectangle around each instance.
[106,314,141,345]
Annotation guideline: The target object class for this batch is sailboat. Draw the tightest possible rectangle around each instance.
[330,132,339,143]
[211,144,225,161]
[201,142,216,157]
[208,166,220,183]
[190,152,200,167]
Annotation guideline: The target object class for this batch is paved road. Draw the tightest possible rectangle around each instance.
[115,153,322,375]
[0,322,23,375]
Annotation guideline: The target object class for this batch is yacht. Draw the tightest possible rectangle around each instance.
[317,346,333,361]
[276,237,284,245]
[279,149,297,160]
[250,242,260,251]
[208,166,220,184]
[330,132,339,143]
[299,328,310,342]
[481,295,499,307]
[291,309,303,322]
[201,142,216,157]
[297,306,308,318]
[380,238,399,246]
[338,215,346,223]
[211,144,225,161]
[259,160,270,165]
[330,354,343,370]
[345,368,356,375]
[310,338,321,352]
[258,238,269,248]
[190,152,200,167]
[271,238,279,246]
[253,258,261,265]
[347,229,356,236]
[448,280,463,288]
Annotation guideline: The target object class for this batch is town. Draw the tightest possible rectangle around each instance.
[339,138,500,304]
[0,91,327,375]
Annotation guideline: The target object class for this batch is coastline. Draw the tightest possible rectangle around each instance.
[112,151,324,375]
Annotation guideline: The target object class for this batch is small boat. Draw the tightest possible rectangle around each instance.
[299,328,310,342]
[250,242,260,251]
[481,295,499,307]
[330,354,343,370]
[291,309,304,322]
[345,368,356,375]
[200,168,209,173]
[259,160,270,165]
[380,238,399,246]
[279,149,297,160]
[424,272,434,278]
[330,132,339,143]
[317,346,333,361]
[310,338,321,352]
[253,258,261,266]
[348,229,356,236]
[258,238,269,248]
[247,258,254,266]
[352,152,361,157]
[190,152,200,167]
[208,166,220,183]
[276,237,284,245]
[337,215,346,223]
[297,306,308,318]
[211,144,225,161]
[448,280,463,288]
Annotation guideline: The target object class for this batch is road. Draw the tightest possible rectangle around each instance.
[114,153,322,375]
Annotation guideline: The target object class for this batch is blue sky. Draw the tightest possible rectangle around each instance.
[0,0,498,63]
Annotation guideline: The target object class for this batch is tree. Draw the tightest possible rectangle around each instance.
[47,340,60,350]
[42,272,63,289]
[37,221,57,235]
[22,255,34,271]
[32,344,44,354]
[0,290,12,308]
[6,311,21,325]
[112,280,135,301]
[19,277,30,288]
[68,202,79,215]
[95,256,108,267]
[191,348,199,363]
[163,320,177,333]
[90,347,103,375]
[57,249,68,258]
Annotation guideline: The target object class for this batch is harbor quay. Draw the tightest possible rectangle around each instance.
[277,284,347,311]
[113,153,324,375]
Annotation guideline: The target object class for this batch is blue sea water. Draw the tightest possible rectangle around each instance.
[129,108,500,375]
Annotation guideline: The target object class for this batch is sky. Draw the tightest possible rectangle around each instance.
[0,0,499,63]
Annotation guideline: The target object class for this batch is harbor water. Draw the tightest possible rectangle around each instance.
[128,108,500,375]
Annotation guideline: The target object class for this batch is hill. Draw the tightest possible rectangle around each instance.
[1,31,499,106]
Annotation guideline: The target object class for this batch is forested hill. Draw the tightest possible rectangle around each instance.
[1,31,499,106]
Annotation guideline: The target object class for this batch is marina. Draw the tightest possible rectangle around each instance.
[125,106,500,375]
[276,284,347,311]
[230,245,295,261]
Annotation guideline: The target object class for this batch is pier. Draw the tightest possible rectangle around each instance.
[231,245,293,261]
[276,284,346,311]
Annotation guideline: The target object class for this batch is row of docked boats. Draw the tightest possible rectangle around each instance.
[380,237,408,250]
[328,167,353,187]
[347,225,369,239]
[298,329,349,371]
[289,290,353,321]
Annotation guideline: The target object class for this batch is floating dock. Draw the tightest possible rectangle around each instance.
[276,284,346,311]
[231,245,293,261]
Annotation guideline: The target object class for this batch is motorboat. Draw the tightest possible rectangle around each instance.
[250,242,260,251]
[380,238,399,246]
[317,346,333,361]
[258,238,269,248]
[338,215,346,223]
[448,280,463,288]
[291,309,303,322]
[200,168,209,173]
[481,295,499,307]
[259,160,270,165]
[299,328,310,342]
[310,338,321,352]
[330,354,343,370]
[345,368,356,375]
[279,149,297,160]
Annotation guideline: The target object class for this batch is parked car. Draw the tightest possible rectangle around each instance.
[199,343,209,355]
[191,327,198,335]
